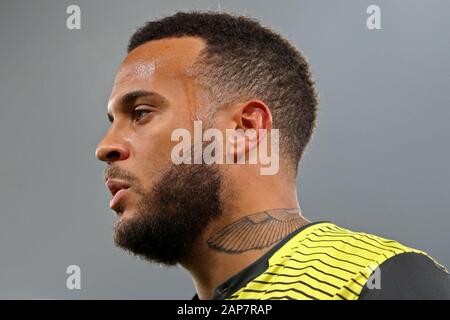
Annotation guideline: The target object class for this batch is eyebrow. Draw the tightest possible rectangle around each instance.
[107,90,169,123]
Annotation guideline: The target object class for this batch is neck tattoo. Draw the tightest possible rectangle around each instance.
[207,208,305,254]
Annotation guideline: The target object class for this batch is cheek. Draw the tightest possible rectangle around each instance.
[131,130,174,189]
[135,135,169,169]
[132,110,191,184]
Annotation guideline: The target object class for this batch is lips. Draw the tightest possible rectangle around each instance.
[105,179,131,211]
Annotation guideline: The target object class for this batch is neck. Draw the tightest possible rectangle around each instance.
[179,183,310,300]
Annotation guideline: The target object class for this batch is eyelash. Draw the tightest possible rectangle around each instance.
[133,107,153,122]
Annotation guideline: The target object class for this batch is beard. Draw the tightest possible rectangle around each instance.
[112,163,225,266]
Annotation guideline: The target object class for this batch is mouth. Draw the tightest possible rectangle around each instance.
[105,179,131,212]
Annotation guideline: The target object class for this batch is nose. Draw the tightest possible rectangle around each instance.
[95,139,130,163]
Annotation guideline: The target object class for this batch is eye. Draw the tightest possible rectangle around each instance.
[133,106,153,122]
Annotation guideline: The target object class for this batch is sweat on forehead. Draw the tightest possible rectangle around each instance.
[118,37,206,80]
[108,37,209,119]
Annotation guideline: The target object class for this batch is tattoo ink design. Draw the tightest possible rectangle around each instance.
[207,208,304,254]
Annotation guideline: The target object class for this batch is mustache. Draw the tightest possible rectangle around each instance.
[103,166,143,192]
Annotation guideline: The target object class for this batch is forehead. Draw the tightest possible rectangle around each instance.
[109,37,206,104]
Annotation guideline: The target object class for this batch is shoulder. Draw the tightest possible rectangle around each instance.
[320,223,450,299]
[288,222,450,299]
[359,251,450,300]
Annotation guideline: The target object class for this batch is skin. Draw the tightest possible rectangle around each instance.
[95,36,310,299]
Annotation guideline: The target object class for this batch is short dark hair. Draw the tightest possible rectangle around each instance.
[128,11,318,175]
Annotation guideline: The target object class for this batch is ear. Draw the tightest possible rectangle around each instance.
[228,99,273,162]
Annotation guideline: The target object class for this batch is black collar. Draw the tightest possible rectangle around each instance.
[192,220,330,300]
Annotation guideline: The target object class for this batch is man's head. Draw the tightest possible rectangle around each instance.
[95,11,318,265]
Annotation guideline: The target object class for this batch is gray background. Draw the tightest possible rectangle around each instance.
[0,0,449,299]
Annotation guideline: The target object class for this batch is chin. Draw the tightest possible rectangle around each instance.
[113,208,135,231]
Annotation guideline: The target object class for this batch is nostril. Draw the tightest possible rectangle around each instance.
[106,150,121,161]
[96,144,129,162]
